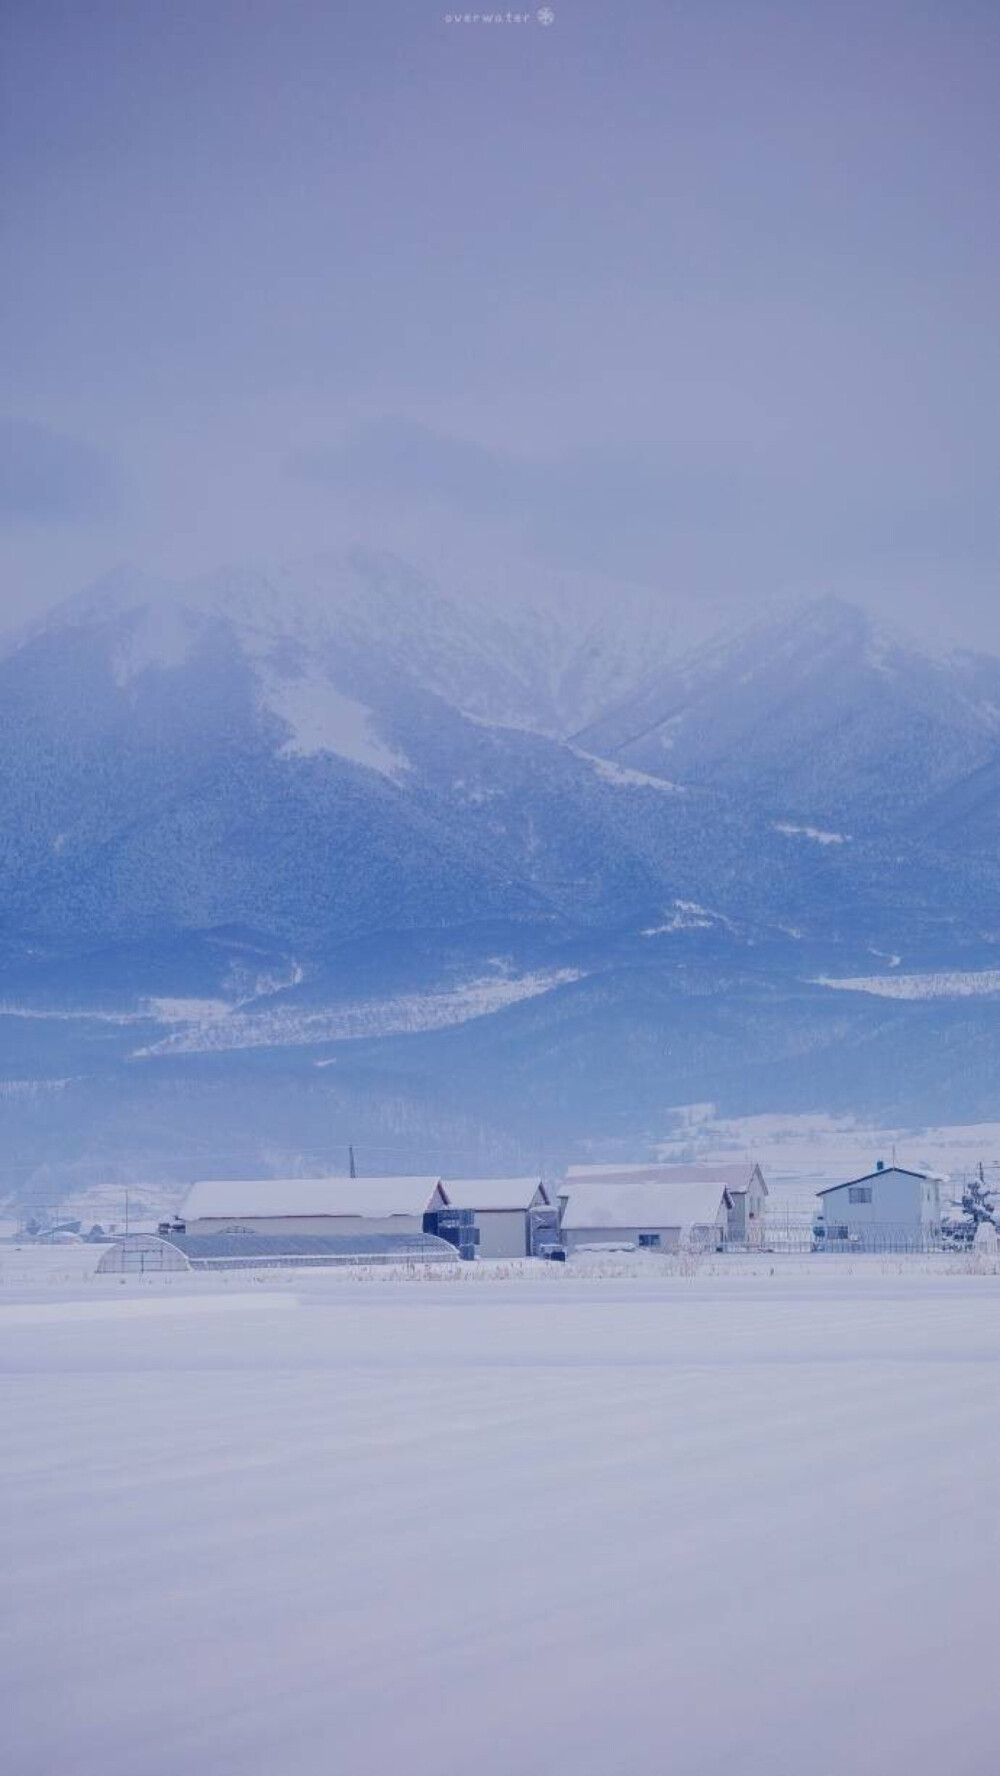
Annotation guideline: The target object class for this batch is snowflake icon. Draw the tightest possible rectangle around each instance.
[536,6,555,24]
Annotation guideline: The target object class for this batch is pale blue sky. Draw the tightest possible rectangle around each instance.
[1,0,998,639]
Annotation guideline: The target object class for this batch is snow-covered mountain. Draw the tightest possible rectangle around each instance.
[26,549,703,742]
[3,559,1000,1190]
[575,596,1000,830]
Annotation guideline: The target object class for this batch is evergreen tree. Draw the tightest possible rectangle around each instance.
[951,1165,998,1238]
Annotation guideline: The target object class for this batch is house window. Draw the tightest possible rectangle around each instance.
[637,1232,661,1249]
[848,1186,872,1204]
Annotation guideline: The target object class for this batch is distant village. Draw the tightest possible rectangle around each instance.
[16,1158,1000,1273]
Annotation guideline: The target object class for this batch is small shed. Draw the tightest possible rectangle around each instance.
[815,1164,942,1251]
[175,1176,448,1240]
[441,1178,553,1259]
[560,1179,731,1255]
[563,1162,767,1246]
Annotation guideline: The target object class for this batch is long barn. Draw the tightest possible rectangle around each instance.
[563,1162,768,1246]
[175,1176,449,1239]
[559,1179,731,1254]
[160,1176,461,1266]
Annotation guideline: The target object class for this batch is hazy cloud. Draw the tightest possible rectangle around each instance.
[0,418,120,523]
[288,417,1000,604]
[1,0,998,640]
[290,421,530,523]
[288,419,746,585]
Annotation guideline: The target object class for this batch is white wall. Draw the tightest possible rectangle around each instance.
[474,1211,530,1260]
[563,1221,725,1255]
[725,1175,767,1246]
[564,1225,681,1254]
[748,1172,767,1242]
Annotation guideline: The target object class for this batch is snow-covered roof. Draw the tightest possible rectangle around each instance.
[560,1180,731,1232]
[564,1161,765,1195]
[181,1177,445,1222]
[817,1166,929,1197]
[442,1177,548,1211]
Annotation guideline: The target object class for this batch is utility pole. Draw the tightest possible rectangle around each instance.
[349,1145,356,1179]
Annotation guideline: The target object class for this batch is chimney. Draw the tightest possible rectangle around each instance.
[876,1159,884,1171]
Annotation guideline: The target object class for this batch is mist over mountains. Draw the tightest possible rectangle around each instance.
[3,552,1000,1196]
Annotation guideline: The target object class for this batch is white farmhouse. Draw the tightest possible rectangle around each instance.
[563,1162,767,1246]
[815,1164,942,1251]
[560,1179,731,1255]
[441,1177,554,1259]
[177,1176,448,1240]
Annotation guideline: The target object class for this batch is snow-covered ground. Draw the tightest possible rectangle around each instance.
[133,966,583,1056]
[3,1254,1000,1776]
[657,1109,1000,1189]
[815,969,1000,999]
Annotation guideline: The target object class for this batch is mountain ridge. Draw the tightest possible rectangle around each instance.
[3,558,1000,1189]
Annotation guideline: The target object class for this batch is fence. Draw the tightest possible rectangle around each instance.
[707,1210,951,1255]
[744,1223,949,1256]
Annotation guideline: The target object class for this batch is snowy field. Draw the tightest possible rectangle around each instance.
[3,1256,1000,1776]
[656,1109,1000,1189]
